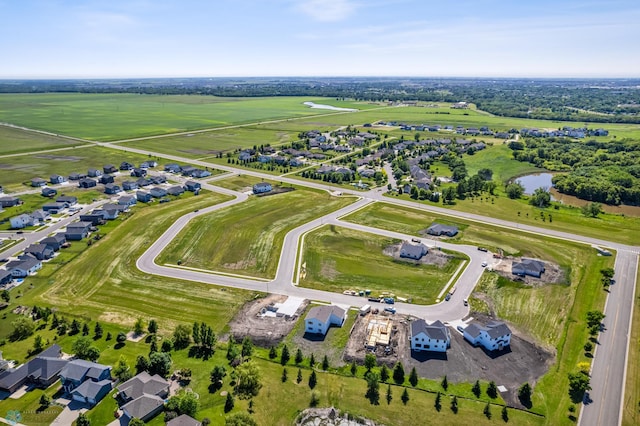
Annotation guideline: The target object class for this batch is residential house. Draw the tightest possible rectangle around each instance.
[334,167,352,176]
[0,197,21,208]
[117,372,170,423]
[78,178,97,189]
[166,186,184,196]
[65,221,92,240]
[359,169,376,178]
[0,270,12,285]
[6,257,42,277]
[103,165,117,174]
[60,359,111,393]
[304,305,346,336]
[31,178,47,187]
[136,178,152,187]
[164,163,182,173]
[410,319,451,353]
[87,168,102,178]
[184,181,201,192]
[120,162,134,171]
[180,166,196,176]
[191,169,211,178]
[122,181,139,191]
[289,158,305,167]
[0,345,67,394]
[30,210,50,224]
[238,151,253,161]
[80,213,107,226]
[399,241,428,260]
[10,214,34,229]
[149,175,167,185]
[512,258,546,278]
[136,191,153,203]
[149,187,167,198]
[71,379,112,406]
[50,174,66,184]
[131,168,147,178]
[41,234,67,251]
[68,172,86,181]
[140,161,158,169]
[42,202,67,214]
[23,243,54,260]
[167,414,201,426]
[56,196,78,206]
[118,195,137,206]
[99,175,115,185]
[463,321,512,352]
[104,183,121,195]
[252,182,273,194]
[97,204,125,220]
[426,223,459,237]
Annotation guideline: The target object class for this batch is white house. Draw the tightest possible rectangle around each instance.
[410,319,451,353]
[6,257,42,277]
[305,305,346,336]
[10,214,34,229]
[253,182,272,194]
[463,321,512,352]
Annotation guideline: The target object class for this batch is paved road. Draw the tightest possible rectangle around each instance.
[580,250,639,426]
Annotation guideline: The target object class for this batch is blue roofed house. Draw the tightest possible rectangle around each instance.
[164,163,182,173]
[149,187,167,198]
[253,182,272,194]
[104,183,121,195]
[120,162,134,171]
[399,241,428,260]
[426,223,459,237]
[184,181,201,192]
[60,359,112,405]
[512,258,546,278]
[410,319,451,352]
[304,305,346,336]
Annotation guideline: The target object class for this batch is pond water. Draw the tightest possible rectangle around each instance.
[516,173,554,195]
[303,101,358,112]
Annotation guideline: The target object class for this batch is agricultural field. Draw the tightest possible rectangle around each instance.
[622,265,640,426]
[0,145,164,193]
[157,178,355,278]
[0,125,87,155]
[299,225,465,305]
[0,93,380,141]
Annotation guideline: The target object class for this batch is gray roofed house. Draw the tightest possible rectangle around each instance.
[50,174,66,184]
[512,258,546,278]
[71,379,112,406]
[117,371,170,421]
[104,183,121,194]
[0,269,12,285]
[121,394,165,422]
[426,223,459,237]
[78,178,97,189]
[149,175,167,185]
[99,174,115,185]
[68,172,86,181]
[136,177,152,187]
[10,213,34,229]
[253,182,272,194]
[136,191,153,202]
[167,414,201,426]
[118,195,137,206]
[0,196,21,208]
[56,196,78,206]
[24,243,54,260]
[462,321,512,352]
[6,257,42,277]
[31,177,47,187]
[103,164,117,174]
[120,162,135,171]
[87,168,102,178]
[41,187,57,198]
[410,319,451,352]
[184,181,201,192]
[42,202,67,213]
[0,345,66,394]
[149,187,167,198]
[60,359,111,393]
[166,185,185,196]
[41,233,67,251]
[65,221,92,240]
[305,305,346,336]
[122,181,139,191]
[399,241,427,260]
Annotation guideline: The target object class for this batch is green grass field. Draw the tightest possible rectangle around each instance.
[0,94,378,141]
[622,264,640,426]
[157,179,355,278]
[0,125,87,155]
[300,225,464,304]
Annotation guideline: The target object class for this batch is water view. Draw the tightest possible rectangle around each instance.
[516,173,554,194]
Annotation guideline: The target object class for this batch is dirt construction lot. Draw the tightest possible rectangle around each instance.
[344,312,553,407]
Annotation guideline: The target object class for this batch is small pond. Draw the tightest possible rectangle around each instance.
[516,173,554,195]
[303,101,357,112]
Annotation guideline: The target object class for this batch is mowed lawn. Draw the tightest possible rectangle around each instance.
[0,124,87,155]
[23,191,253,333]
[157,187,355,278]
[0,145,163,192]
[0,93,367,141]
[300,225,464,304]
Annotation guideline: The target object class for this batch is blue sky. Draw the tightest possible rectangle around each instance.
[1,0,638,78]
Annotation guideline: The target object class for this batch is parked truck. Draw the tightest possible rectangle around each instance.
[384,297,395,304]
[359,304,371,315]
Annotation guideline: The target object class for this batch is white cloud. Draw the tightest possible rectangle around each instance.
[296,0,358,22]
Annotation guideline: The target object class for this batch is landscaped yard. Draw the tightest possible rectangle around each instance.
[157,182,355,279]
[299,225,465,304]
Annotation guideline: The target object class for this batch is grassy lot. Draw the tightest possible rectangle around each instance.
[342,200,612,424]
[0,94,377,141]
[0,125,87,155]
[0,145,164,193]
[622,264,640,426]
[1,192,256,340]
[157,180,355,279]
[300,225,465,305]
[463,143,546,183]
[0,381,63,426]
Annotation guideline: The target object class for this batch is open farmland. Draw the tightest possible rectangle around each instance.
[0,93,378,141]
[157,182,355,278]
[299,225,465,304]
[0,124,87,155]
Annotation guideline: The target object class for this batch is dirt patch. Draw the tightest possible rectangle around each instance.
[491,257,565,286]
[319,259,339,281]
[343,312,407,368]
[227,294,308,347]
[383,243,453,267]
[223,258,257,270]
[126,331,146,342]
[255,186,295,197]
[296,407,380,426]
[34,154,83,161]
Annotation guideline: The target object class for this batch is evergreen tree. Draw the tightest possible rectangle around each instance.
[149,338,158,354]
[401,388,409,405]
[147,319,158,334]
[435,391,442,412]
[487,381,498,399]
[268,346,277,360]
[501,405,509,422]
[386,384,392,404]
[82,323,89,336]
[409,367,418,387]
[350,361,357,376]
[93,322,103,339]
[472,380,481,398]
[393,362,405,385]
[451,396,458,414]
[281,368,288,383]
[484,401,491,419]
[441,375,448,390]
[380,365,389,382]
[309,371,317,389]
[295,348,303,365]
[224,392,234,413]
[297,368,303,384]
[280,345,290,365]
[322,355,329,370]
[309,353,316,367]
